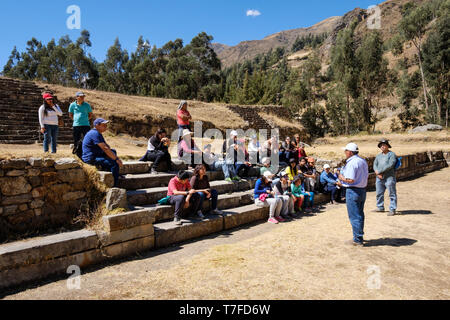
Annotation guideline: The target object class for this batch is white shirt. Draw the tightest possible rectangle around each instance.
[341,155,369,188]
[38,104,63,128]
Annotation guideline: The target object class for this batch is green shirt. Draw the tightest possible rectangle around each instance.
[69,101,92,127]
[373,151,397,178]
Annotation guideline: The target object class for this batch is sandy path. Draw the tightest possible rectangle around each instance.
[3,167,450,300]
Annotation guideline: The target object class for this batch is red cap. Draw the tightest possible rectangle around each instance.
[43,93,53,100]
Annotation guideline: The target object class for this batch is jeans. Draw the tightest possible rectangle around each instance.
[198,189,219,211]
[325,184,342,202]
[376,175,397,211]
[73,125,90,146]
[177,124,190,141]
[169,193,201,219]
[43,124,59,153]
[93,149,120,187]
[301,192,315,208]
[255,197,283,218]
[140,150,172,171]
[215,161,237,179]
[346,187,367,244]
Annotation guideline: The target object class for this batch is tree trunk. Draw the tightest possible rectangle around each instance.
[416,46,430,113]
[346,93,350,135]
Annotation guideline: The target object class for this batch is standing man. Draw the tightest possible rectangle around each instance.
[373,139,398,216]
[338,143,369,247]
[69,91,93,148]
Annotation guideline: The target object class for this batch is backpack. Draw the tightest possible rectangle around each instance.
[72,134,84,159]
[395,157,402,170]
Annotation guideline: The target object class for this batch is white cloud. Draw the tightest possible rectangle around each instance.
[246,9,261,17]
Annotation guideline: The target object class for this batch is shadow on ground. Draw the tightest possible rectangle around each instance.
[398,210,433,215]
[364,238,417,247]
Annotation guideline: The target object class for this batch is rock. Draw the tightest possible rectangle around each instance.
[62,191,87,201]
[0,159,28,170]
[40,172,58,185]
[106,188,128,211]
[34,208,42,216]
[30,199,45,209]
[28,158,43,167]
[3,205,18,216]
[18,204,28,212]
[98,171,114,188]
[0,207,3,215]
[6,170,26,177]
[0,177,32,196]
[54,158,79,170]
[26,169,41,177]
[43,158,55,167]
[32,187,46,198]
[0,169,4,177]
[29,176,41,187]
[57,168,86,184]
[409,124,443,133]
[1,194,33,206]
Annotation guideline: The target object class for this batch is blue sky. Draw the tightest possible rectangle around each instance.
[0,0,382,67]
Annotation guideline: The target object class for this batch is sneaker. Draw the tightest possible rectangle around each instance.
[276,216,286,222]
[387,210,396,216]
[305,208,312,213]
[373,207,385,212]
[150,168,158,174]
[345,239,364,247]
[268,218,279,224]
[174,217,182,226]
[197,211,205,219]
[225,178,233,182]
[212,208,223,215]
[232,176,241,181]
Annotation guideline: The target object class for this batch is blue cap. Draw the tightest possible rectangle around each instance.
[76,91,85,97]
[94,118,109,126]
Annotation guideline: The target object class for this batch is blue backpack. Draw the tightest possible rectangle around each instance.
[395,157,402,170]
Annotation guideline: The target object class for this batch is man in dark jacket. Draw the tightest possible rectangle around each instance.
[140,128,173,173]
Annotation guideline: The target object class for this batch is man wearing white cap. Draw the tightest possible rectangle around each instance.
[320,164,343,204]
[222,130,252,178]
[338,143,369,247]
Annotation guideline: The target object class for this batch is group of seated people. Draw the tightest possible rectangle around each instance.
[80,120,345,226]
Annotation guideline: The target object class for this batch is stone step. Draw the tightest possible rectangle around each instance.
[131,190,254,223]
[127,178,258,206]
[153,204,269,249]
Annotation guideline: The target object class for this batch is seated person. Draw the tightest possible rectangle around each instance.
[167,170,202,225]
[254,171,284,224]
[140,128,172,173]
[223,130,252,178]
[260,157,277,178]
[320,164,343,204]
[281,137,296,163]
[190,164,223,218]
[303,157,320,193]
[203,144,239,182]
[178,129,203,168]
[272,171,296,218]
[291,174,317,213]
[82,118,123,187]
[285,158,299,183]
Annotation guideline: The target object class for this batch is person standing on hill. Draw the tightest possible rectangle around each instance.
[373,139,398,216]
[338,143,369,247]
[38,93,63,154]
[69,91,93,148]
[177,100,192,139]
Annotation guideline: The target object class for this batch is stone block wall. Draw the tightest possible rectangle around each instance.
[0,158,89,239]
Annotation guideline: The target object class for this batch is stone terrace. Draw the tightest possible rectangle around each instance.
[0,77,73,145]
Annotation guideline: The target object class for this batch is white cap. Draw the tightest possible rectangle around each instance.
[323,164,331,169]
[343,143,359,152]
[262,157,270,164]
[263,171,273,181]
[182,129,193,138]
[230,130,238,137]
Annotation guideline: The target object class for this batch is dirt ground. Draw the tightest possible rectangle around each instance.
[3,166,449,300]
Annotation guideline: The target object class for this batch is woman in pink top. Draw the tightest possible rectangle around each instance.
[177,100,192,139]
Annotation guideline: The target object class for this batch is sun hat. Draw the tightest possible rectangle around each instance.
[323,164,331,169]
[262,157,271,164]
[75,91,85,97]
[377,139,392,149]
[343,143,359,152]
[230,130,239,137]
[182,129,193,138]
[93,118,109,126]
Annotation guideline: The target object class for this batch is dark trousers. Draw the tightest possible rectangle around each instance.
[91,149,120,187]
[325,184,342,202]
[73,126,90,146]
[169,193,202,219]
[140,150,172,171]
[235,162,250,178]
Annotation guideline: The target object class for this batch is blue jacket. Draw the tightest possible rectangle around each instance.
[254,178,272,199]
[320,171,338,188]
